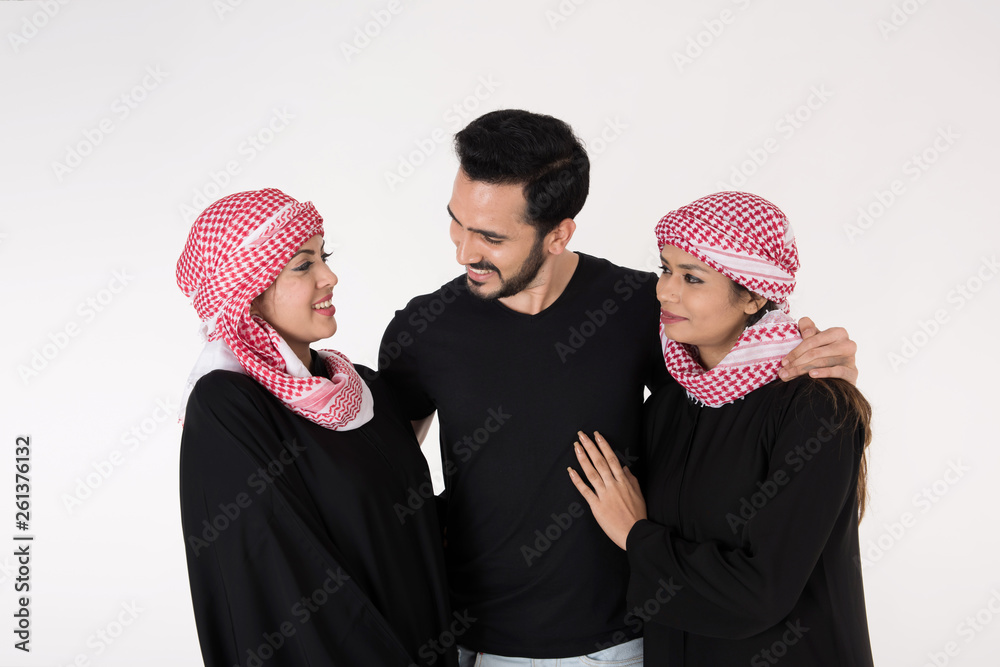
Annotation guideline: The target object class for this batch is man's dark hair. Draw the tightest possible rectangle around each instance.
[454,109,589,236]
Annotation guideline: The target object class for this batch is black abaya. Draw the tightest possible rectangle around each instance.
[627,376,874,666]
[179,359,457,667]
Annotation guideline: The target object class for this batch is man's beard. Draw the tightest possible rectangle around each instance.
[467,233,546,301]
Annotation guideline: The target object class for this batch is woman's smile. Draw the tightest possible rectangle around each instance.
[660,309,687,325]
[312,293,335,316]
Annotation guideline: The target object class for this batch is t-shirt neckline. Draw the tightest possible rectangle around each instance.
[489,251,593,320]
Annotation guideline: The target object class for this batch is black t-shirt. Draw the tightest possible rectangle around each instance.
[180,359,457,667]
[627,376,874,666]
[378,252,670,657]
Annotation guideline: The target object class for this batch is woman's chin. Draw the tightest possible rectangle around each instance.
[661,325,694,345]
[304,322,338,345]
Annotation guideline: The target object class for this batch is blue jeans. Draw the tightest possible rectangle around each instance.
[457,638,643,666]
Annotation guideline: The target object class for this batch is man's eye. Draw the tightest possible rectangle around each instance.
[483,236,502,246]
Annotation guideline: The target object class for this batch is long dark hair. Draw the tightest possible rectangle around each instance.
[730,281,872,521]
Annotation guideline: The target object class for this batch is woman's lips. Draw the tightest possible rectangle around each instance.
[660,310,687,325]
[312,295,335,316]
[313,304,336,316]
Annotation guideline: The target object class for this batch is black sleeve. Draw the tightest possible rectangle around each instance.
[377,306,436,421]
[625,383,861,639]
[179,373,416,667]
[361,365,448,542]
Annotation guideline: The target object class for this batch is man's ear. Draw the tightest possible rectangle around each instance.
[546,217,577,254]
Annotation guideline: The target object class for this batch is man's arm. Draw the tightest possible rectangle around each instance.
[779,316,859,385]
[377,298,438,429]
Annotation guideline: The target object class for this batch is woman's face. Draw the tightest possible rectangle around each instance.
[655,244,763,369]
[252,234,338,364]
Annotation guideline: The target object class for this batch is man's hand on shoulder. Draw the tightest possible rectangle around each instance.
[780,316,858,385]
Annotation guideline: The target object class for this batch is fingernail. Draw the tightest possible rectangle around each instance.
[778,369,788,378]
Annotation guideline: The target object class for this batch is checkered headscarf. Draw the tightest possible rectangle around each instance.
[654,191,803,407]
[176,188,373,430]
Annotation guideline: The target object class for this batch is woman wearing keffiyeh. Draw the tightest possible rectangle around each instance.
[176,189,457,667]
[568,192,875,666]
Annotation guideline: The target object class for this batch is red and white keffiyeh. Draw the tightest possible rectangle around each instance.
[176,188,373,430]
[654,191,803,407]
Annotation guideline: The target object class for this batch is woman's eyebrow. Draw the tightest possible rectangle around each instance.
[660,256,707,272]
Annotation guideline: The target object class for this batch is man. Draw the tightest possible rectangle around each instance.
[378,110,856,665]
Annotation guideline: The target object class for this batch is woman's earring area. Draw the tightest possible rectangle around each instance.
[249,294,263,317]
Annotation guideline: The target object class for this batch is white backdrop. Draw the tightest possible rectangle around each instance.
[2,1,999,665]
